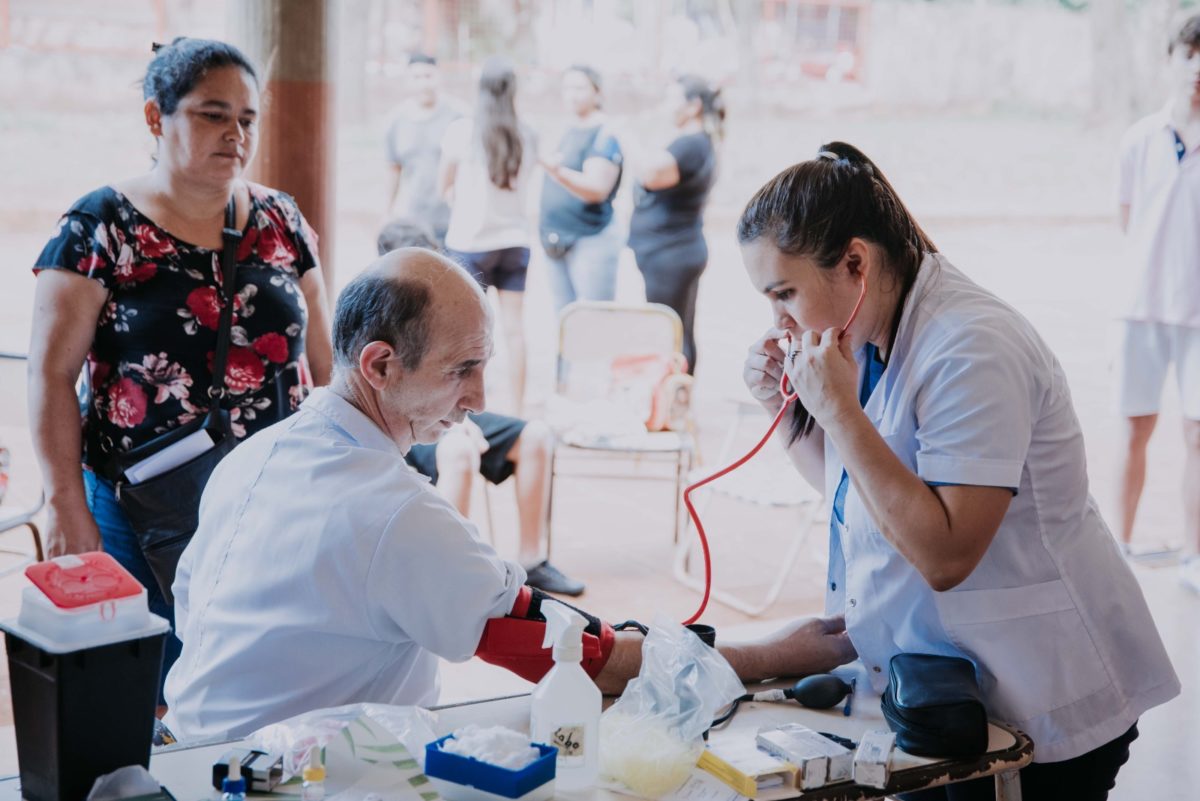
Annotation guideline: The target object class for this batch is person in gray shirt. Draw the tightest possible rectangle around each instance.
[384,53,461,245]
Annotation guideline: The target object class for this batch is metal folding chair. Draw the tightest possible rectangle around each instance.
[546,302,695,555]
[0,491,46,575]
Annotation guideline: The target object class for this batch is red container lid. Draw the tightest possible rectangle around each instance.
[25,552,143,609]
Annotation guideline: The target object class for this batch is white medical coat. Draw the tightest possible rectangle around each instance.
[824,254,1179,763]
[164,388,526,740]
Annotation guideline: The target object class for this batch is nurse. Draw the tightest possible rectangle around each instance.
[738,142,1179,800]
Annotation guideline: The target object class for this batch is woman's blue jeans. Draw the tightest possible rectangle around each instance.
[83,469,182,704]
[544,219,623,313]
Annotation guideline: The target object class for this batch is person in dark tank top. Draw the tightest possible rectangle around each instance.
[626,74,724,374]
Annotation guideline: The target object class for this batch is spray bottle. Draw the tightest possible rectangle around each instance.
[529,600,601,789]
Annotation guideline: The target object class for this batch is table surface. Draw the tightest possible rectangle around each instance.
[0,690,1032,801]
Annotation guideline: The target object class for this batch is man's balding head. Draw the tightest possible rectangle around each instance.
[333,248,487,372]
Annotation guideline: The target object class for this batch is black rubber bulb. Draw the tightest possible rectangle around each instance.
[788,674,852,709]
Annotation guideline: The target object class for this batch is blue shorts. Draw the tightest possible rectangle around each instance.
[447,246,530,292]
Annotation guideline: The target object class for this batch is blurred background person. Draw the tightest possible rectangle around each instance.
[440,55,537,414]
[25,37,331,697]
[383,53,461,246]
[626,74,724,375]
[538,64,624,313]
[1114,13,1200,593]
[378,218,585,595]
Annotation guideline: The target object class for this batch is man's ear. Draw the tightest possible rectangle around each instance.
[358,341,400,391]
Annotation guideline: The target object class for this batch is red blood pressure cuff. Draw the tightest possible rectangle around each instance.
[475,586,616,684]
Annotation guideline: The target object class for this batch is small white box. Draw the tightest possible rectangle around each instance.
[756,724,853,790]
[853,731,896,789]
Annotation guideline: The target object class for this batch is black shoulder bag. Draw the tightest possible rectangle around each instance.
[111,199,242,604]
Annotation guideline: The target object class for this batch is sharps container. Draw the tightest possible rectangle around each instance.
[0,552,169,801]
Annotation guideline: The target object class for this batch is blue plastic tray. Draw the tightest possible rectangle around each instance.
[425,735,557,799]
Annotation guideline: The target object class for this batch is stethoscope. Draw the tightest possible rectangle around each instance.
[681,273,869,626]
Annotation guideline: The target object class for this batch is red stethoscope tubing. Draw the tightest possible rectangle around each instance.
[681,276,868,625]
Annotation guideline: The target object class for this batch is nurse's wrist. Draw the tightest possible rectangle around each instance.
[822,403,866,438]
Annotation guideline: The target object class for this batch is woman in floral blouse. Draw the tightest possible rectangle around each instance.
[27,38,332,693]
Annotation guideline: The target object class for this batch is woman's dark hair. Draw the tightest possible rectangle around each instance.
[678,74,726,142]
[567,64,603,93]
[475,56,523,190]
[737,141,936,443]
[1169,13,1200,54]
[143,37,258,115]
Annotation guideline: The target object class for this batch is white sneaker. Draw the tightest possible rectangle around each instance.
[1180,556,1200,594]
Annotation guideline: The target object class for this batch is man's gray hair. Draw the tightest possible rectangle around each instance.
[332,270,432,370]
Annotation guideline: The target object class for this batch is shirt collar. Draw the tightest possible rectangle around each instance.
[879,251,943,370]
[302,387,404,457]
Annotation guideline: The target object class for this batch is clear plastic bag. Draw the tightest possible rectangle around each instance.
[248,702,437,780]
[600,616,745,798]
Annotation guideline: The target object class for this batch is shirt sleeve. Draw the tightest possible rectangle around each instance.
[273,193,321,277]
[366,489,526,662]
[667,135,706,181]
[911,325,1037,490]
[589,128,623,166]
[32,211,118,289]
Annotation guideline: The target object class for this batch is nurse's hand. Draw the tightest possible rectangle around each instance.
[784,327,860,429]
[743,327,788,413]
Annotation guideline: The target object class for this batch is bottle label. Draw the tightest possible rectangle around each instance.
[549,725,586,761]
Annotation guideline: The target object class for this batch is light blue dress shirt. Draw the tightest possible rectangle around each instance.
[823,254,1179,763]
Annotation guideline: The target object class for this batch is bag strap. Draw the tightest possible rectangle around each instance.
[206,198,242,418]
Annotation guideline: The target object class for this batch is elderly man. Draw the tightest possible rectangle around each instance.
[164,249,854,740]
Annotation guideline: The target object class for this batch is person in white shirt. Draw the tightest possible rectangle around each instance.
[440,56,537,413]
[738,143,1179,800]
[1115,13,1200,591]
[163,247,856,741]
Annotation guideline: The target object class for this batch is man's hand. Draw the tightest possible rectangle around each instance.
[721,615,857,683]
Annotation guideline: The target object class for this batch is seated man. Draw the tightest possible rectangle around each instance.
[164,248,854,740]
[380,219,584,596]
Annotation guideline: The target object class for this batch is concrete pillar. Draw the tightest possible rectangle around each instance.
[227,0,337,289]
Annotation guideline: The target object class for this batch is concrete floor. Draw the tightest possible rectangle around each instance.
[0,111,1196,796]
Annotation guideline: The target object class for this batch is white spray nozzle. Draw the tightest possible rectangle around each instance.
[541,599,586,662]
[228,755,241,781]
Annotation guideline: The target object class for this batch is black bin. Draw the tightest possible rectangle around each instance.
[5,629,166,801]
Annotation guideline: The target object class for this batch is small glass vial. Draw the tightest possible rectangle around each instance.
[221,756,246,801]
[301,747,326,800]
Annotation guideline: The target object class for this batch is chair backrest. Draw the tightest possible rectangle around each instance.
[555,302,684,399]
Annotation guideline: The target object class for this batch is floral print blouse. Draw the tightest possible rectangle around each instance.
[33,184,320,475]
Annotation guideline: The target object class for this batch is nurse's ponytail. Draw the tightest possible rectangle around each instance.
[737,142,935,443]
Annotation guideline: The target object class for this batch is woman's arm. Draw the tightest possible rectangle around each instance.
[787,327,1011,591]
[636,149,680,191]
[829,410,1011,591]
[300,267,333,386]
[438,158,458,204]
[27,270,109,556]
[542,156,621,204]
